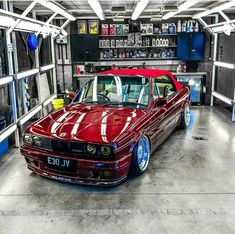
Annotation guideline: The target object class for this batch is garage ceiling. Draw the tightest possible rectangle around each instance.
[12,0,235,19]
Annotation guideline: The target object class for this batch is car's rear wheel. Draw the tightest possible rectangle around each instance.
[178,103,190,129]
[130,135,150,175]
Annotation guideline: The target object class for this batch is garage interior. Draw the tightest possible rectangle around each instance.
[0,0,235,233]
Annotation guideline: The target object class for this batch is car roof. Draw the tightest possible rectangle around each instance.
[99,69,173,78]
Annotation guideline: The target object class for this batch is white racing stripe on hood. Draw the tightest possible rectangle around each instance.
[51,112,70,134]
[71,113,86,136]
[120,110,137,134]
[101,111,108,143]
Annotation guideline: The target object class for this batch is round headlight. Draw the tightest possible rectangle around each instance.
[86,144,96,155]
[33,136,42,147]
[100,145,111,156]
[23,134,33,146]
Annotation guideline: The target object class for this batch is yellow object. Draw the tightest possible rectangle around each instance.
[52,99,64,110]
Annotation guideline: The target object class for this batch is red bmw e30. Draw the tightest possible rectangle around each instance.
[21,69,190,186]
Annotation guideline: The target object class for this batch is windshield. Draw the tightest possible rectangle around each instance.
[73,75,150,109]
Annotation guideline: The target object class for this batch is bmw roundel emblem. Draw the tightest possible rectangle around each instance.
[60,133,67,137]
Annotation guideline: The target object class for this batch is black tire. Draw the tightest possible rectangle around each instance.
[178,104,190,129]
[130,135,151,175]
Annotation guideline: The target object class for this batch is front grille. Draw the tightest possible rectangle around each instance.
[39,138,114,159]
[51,139,85,155]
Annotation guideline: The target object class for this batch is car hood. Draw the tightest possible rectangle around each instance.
[28,104,146,144]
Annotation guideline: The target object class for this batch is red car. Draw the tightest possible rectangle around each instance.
[21,69,190,186]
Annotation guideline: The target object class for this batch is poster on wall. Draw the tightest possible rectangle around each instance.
[77,20,87,34]
[88,20,99,34]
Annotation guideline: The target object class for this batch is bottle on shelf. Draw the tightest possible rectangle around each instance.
[152,38,156,47]
[195,21,199,32]
[156,37,160,47]
[186,21,190,32]
[190,21,194,32]
[177,20,181,33]
[162,39,166,46]
[182,21,187,32]
[165,39,169,46]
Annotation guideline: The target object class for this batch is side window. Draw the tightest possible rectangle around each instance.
[152,79,159,101]
[154,75,176,98]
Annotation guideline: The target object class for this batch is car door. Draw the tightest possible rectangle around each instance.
[149,76,178,150]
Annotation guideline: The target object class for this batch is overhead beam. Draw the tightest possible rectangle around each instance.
[8,1,37,33]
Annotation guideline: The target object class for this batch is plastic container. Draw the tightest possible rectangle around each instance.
[52,99,65,110]
[0,138,8,158]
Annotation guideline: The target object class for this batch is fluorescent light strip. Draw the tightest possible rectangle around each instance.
[214,61,235,69]
[193,0,235,19]
[18,106,42,126]
[162,11,178,20]
[40,64,55,72]
[162,0,203,20]
[0,76,13,86]
[178,0,198,11]
[212,91,233,105]
[88,0,105,20]
[37,0,75,21]
[131,0,150,20]
[16,69,39,80]
[0,124,17,143]
[43,94,57,107]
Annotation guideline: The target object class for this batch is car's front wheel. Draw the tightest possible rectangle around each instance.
[130,135,151,175]
[178,103,190,129]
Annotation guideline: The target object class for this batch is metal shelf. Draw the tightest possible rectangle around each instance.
[100,57,177,61]
[99,34,178,37]
[99,45,177,49]
[99,35,128,37]
[141,34,178,36]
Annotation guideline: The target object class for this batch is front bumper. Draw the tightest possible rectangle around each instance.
[20,145,131,186]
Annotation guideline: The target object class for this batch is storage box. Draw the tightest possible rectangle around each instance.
[123,24,129,35]
[101,24,109,35]
[0,138,8,158]
[116,24,123,35]
[109,24,116,35]
[140,24,147,34]
[146,24,153,34]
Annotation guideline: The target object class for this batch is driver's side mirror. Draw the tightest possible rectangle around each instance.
[154,97,167,107]
[68,91,76,99]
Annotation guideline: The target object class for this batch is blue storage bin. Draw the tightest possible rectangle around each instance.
[0,138,8,158]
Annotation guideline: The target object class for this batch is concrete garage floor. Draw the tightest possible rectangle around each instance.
[0,106,235,234]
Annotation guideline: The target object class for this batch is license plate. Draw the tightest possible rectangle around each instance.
[45,157,77,172]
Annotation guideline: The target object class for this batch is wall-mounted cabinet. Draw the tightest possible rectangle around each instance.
[177,32,205,61]
[70,34,99,62]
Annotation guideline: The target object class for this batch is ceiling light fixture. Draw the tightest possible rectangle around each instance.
[162,11,177,20]
[131,0,150,20]
[88,0,105,20]
[193,0,235,19]
[178,0,198,11]
[163,0,203,20]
